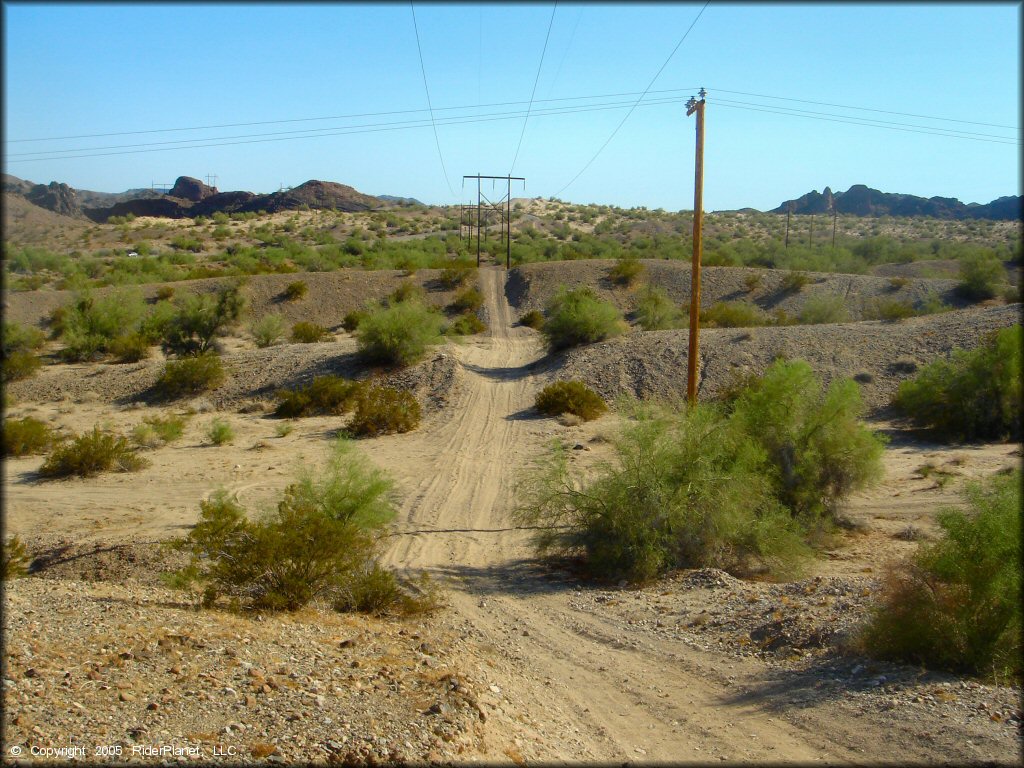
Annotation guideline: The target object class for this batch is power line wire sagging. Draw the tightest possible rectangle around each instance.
[410,2,456,197]
[509,1,557,175]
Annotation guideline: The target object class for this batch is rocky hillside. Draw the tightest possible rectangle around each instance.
[772,184,1021,221]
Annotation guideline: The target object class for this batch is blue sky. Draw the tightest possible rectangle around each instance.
[2,2,1020,211]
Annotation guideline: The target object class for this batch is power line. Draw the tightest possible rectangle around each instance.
[545,5,583,100]
[7,95,708,164]
[410,2,456,197]
[554,1,711,197]
[509,1,557,175]
[710,87,1019,131]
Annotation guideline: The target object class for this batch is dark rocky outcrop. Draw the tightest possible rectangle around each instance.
[25,182,81,217]
[773,184,1022,221]
[169,176,217,202]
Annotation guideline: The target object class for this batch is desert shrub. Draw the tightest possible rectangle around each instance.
[251,313,286,348]
[447,312,486,336]
[1,350,42,382]
[893,326,1021,441]
[283,281,308,301]
[798,294,850,325]
[2,536,31,579]
[108,333,151,363]
[170,234,203,252]
[144,414,186,443]
[348,385,421,437]
[162,285,244,356]
[859,470,1021,680]
[743,273,763,293]
[918,291,952,315]
[863,297,917,321]
[40,427,149,478]
[449,287,483,314]
[535,380,608,422]
[290,321,330,343]
[155,285,176,301]
[635,286,684,330]
[888,277,910,291]
[275,422,295,438]
[2,417,54,457]
[171,439,398,611]
[956,252,1006,300]
[437,264,477,289]
[542,287,626,352]
[207,418,235,446]
[2,321,46,356]
[607,257,645,287]
[356,301,445,366]
[781,271,810,293]
[131,423,162,449]
[155,353,226,400]
[729,359,886,520]
[389,280,424,305]
[514,403,809,583]
[274,375,363,418]
[341,309,369,332]
[519,309,545,330]
[700,301,770,328]
[58,289,148,361]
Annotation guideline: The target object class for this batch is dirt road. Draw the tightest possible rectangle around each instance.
[372,265,981,763]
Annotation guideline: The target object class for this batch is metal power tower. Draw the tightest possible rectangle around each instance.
[462,174,525,269]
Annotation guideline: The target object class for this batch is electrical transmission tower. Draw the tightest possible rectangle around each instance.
[205,173,218,189]
[462,174,525,269]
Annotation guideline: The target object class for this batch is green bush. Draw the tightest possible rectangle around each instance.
[700,301,770,328]
[108,333,151,363]
[535,380,608,421]
[2,536,31,579]
[283,280,308,301]
[798,294,850,325]
[607,257,645,287]
[348,385,422,437]
[2,417,55,457]
[514,403,809,583]
[542,287,626,352]
[635,286,684,331]
[730,359,885,520]
[519,309,545,330]
[291,321,330,343]
[155,353,226,400]
[859,470,1021,680]
[893,326,1021,441]
[58,289,148,361]
[2,321,46,356]
[743,273,763,293]
[957,252,1006,300]
[155,285,176,301]
[356,300,445,367]
[342,309,369,333]
[389,280,424,305]
[447,312,486,336]
[171,439,398,611]
[449,287,483,314]
[274,376,363,418]
[162,285,244,356]
[863,297,917,321]
[2,350,42,382]
[251,313,286,348]
[437,264,477,289]
[781,271,811,293]
[207,418,235,446]
[40,427,149,478]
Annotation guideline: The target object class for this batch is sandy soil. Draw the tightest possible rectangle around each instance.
[3,263,1021,764]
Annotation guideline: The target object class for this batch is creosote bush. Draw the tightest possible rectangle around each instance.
[542,287,626,352]
[2,536,31,579]
[342,309,369,333]
[798,294,850,325]
[700,301,770,328]
[893,325,1020,441]
[282,280,308,301]
[781,271,811,293]
[634,286,684,331]
[389,280,424,305]
[108,332,150,363]
[170,439,424,613]
[863,297,917,322]
[40,427,149,478]
[2,417,55,457]
[515,360,884,583]
[356,300,445,367]
[519,309,545,330]
[207,418,235,446]
[437,264,477,290]
[251,313,286,348]
[348,385,422,437]
[535,380,608,422]
[447,312,486,336]
[956,252,1006,301]
[2,350,42,382]
[291,321,330,343]
[274,375,363,418]
[449,287,483,314]
[859,469,1021,680]
[155,353,226,400]
[607,257,645,287]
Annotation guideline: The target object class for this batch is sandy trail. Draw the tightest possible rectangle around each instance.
[372,265,893,762]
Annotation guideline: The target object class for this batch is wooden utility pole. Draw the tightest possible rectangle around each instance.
[685,88,706,408]
[785,202,791,248]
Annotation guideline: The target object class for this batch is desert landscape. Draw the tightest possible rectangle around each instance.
[2,180,1022,765]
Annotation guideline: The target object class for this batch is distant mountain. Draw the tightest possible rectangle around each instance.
[772,184,1021,221]
[377,194,424,206]
[3,174,165,218]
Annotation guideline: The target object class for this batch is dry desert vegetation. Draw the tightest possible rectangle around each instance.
[2,196,1022,764]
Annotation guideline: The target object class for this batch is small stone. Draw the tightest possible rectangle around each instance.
[25,668,39,678]
[245,694,257,707]
[146,702,159,711]
[119,691,135,702]
[350,660,362,669]
[339,639,356,649]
